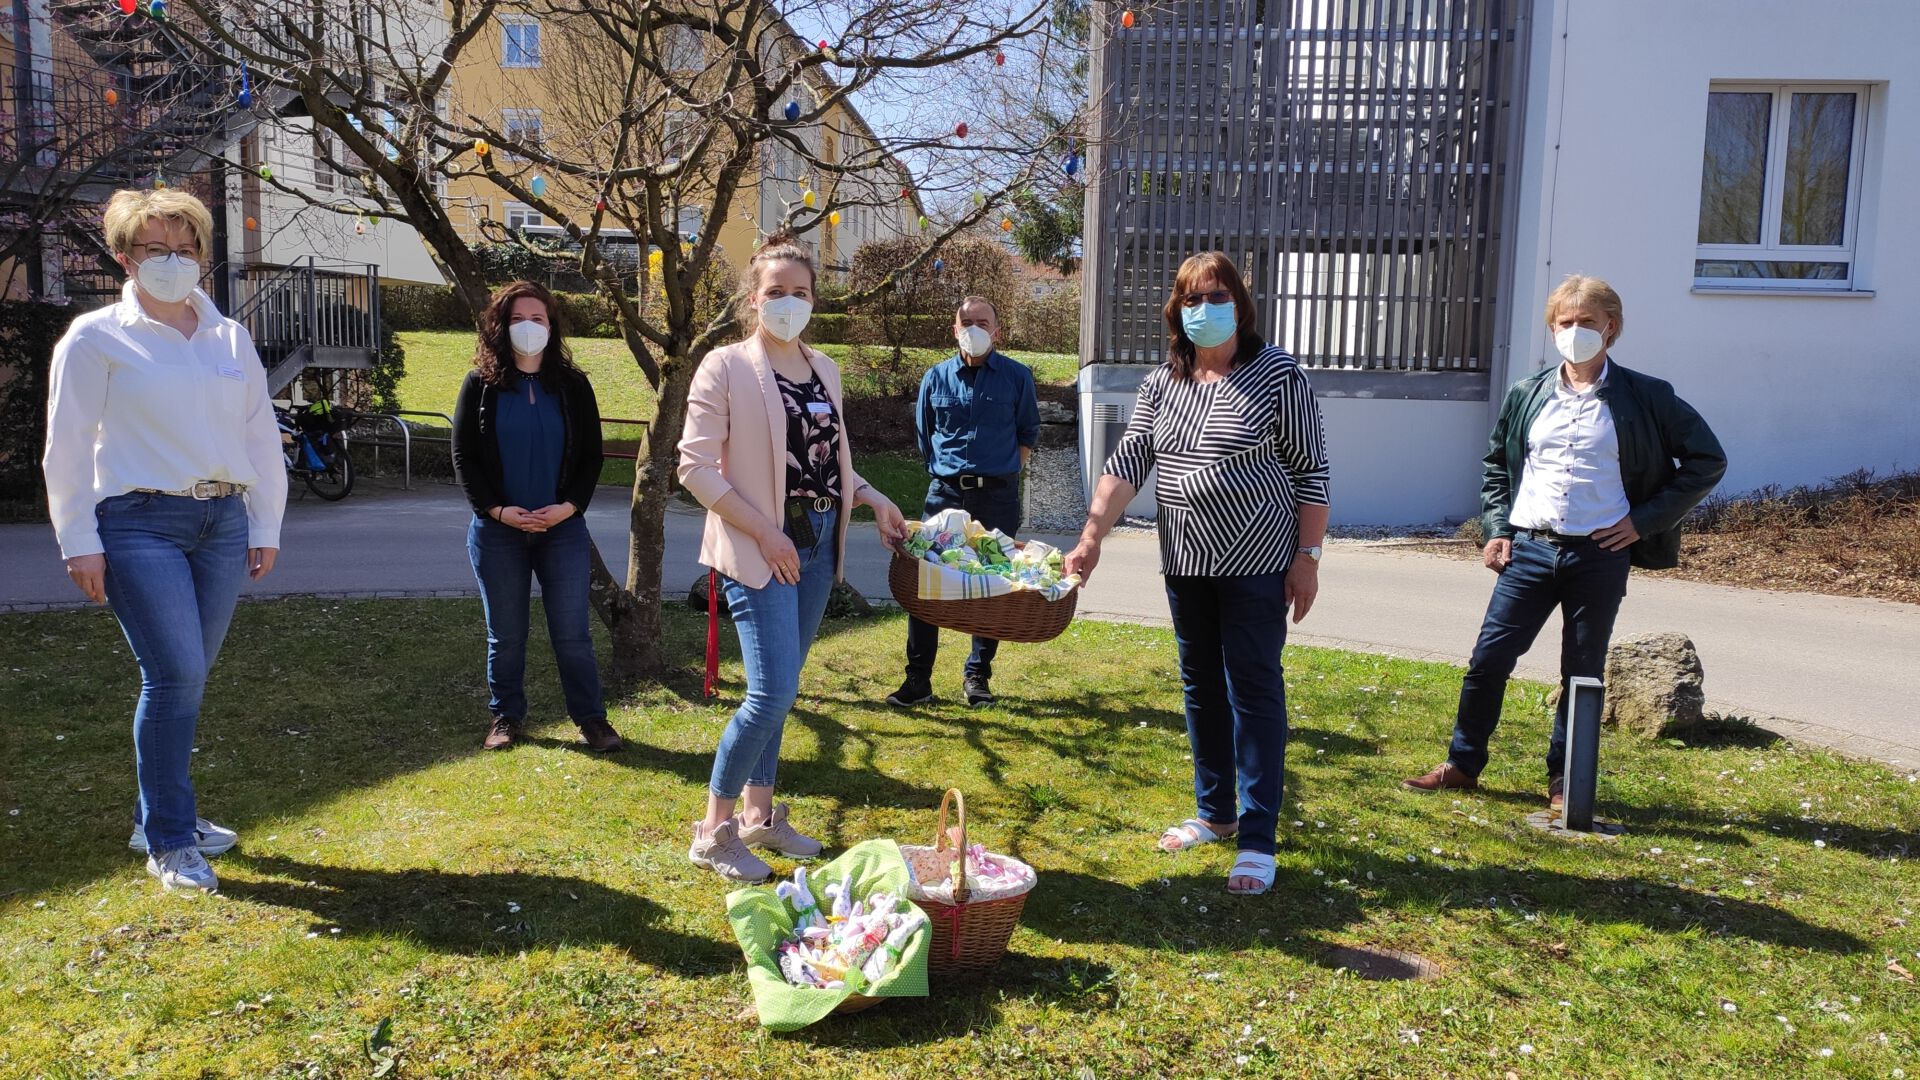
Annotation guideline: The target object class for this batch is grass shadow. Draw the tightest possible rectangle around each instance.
[222,854,737,976]
[784,953,1121,1046]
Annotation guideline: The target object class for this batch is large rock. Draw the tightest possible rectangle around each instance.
[1602,632,1707,737]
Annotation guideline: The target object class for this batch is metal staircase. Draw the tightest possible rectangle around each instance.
[231,258,381,397]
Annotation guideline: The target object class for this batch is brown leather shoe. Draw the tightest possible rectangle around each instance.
[483,715,519,751]
[578,719,624,753]
[1548,775,1566,811]
[1401,762,1478,792]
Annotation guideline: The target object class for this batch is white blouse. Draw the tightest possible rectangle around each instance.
[42,282,289,559]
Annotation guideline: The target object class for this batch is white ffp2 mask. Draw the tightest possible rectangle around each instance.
[759,296,813,342]
[957,325,993,358]
[1554,325,1605,365]
[135,254,200,304]
[509,320,550,357]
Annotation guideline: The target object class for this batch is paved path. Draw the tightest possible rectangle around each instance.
[5,481,1915,766]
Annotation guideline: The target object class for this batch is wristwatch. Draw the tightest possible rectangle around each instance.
[1297,546,1322,563]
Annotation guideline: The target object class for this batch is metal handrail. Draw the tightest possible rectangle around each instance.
[600,416,651,461]
[347,413,413,490]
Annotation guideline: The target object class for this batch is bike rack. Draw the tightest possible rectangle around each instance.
[349,413,414,491]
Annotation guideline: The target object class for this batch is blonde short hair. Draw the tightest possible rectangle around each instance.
[1544,274,1624,346]
[102,188,214,260]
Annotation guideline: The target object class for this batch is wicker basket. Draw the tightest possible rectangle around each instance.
[888,551,1078,643]
[903,790,1034,975]
[834,993,882,1015]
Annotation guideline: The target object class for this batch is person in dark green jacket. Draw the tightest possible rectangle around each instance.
[1403,275,1726,809]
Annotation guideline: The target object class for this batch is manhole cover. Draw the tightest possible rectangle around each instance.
[1321,946,1441,982]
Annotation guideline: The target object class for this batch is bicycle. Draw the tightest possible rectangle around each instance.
[277,399,355,501]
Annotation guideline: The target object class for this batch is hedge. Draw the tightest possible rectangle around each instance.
[380,284,625,339]
[0,301,81,505]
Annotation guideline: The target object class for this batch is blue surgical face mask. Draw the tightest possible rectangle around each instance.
[1181,301,1237,349]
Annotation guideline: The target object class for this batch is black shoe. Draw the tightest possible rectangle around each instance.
[578,719,624,753]
[887,676,933,708]
[964,675,995,708]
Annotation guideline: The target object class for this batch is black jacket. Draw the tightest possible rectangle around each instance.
[1481,360,1727,570]
[452,367,604,518]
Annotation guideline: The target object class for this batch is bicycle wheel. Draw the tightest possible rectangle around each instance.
[305,435,355,501]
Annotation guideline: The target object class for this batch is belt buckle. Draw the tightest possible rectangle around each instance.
[811,496,835,514]
[958,475,983,490]
[190,481,218,500]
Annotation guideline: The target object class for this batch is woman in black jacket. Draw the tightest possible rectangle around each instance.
[451,281,621,752]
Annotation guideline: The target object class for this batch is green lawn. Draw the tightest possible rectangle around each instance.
[393,332,1074,519]
[3,602,1915,1077]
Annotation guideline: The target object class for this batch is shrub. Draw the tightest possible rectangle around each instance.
[1007,284,1080,354]
[0,301,81,506]
[382,285,473,332]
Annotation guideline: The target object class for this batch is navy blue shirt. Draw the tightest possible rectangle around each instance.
[495,374,565,509]
[916,351,1042,480]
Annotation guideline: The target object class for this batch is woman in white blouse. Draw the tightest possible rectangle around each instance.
[42,189,288,893]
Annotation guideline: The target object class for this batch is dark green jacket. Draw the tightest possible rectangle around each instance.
[1481,361,1727,570]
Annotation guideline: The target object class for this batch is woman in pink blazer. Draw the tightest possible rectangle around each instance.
[677,237,909,883]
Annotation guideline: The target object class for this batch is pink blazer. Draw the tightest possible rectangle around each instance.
[677,336,867,589]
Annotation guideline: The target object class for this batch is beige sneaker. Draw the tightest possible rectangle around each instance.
[688,818,772,883]
[738,802,823,859]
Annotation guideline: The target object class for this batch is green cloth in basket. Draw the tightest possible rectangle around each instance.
[724,838,931,1031]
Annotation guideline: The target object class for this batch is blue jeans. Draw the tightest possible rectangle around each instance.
[1164,571,1291,856]
[904,480,1021,680]
[467,514,606,725]
[96,492,248,855]
[709,507,839,799]
[1448,532,1632,780]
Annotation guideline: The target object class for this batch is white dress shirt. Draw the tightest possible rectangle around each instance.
[42,282,289,559]
[1509,361,1632,536]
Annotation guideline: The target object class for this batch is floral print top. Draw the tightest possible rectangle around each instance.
[773,370,842,499]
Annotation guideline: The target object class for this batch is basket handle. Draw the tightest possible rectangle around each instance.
[933,787,970,904]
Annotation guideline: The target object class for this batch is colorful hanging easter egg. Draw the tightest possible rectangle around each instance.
[818,39,829,51]
[972,191,984,206]
[355,222,365,234]
[828,210,841,226]
[258,165,272,180]
[595,197,607,211]
[917,215,929,230]
[245,216,257,230]
[530,175,547,197]
[473,139,489,157]
[899,186,912,200]
[104,88,118,105]
[994,51,1006,66]
[802,189,815,208]
[153,174,167,189]
[784,101,801,121]
[1065,153,1081,176]
[237,87,252,108]
[687,232,698,244]
[1121,10,1135,29]
[148,0,166,18]
[118,0,135,14]
[1000,217,1013,231]
[954,122,968,139]
[933,258,945,272]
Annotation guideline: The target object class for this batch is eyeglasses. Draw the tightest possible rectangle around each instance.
[132,243,200,262]
[1178,289,1233,308]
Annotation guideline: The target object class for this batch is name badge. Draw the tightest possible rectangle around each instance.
[806,401,833,415]
[216,365,245,381]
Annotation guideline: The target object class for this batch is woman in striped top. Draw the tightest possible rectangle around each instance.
[1064,252,1331,896]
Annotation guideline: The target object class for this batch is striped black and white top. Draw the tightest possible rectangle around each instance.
[1104,344,1331,577]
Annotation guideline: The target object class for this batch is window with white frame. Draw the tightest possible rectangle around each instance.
[1695,83,1870,289]
[675,205,704,240]
[502,18,541,68]
[505,202,545,231]
[501,108,543,156]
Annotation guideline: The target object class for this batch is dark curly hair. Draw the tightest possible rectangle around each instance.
[472,280,584,389]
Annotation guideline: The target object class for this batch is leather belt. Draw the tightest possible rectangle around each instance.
[131,481,247,500]
[1516,527,1590,545]
[948,474,1011,491]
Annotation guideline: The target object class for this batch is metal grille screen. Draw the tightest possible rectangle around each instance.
[1084,0,1523,373]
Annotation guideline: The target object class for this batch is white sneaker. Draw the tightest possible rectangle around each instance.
[128,817,238,857]
[147,847,219,892]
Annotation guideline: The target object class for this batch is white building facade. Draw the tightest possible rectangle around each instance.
[1080,0,1919,525]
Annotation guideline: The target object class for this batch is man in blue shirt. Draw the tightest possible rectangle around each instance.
[887,296,1042,708]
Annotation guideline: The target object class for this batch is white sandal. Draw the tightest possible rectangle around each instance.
[1159,817,1234,852]
[1227,851,1276,896]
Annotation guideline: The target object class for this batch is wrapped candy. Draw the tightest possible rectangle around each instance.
[771,870,924,990]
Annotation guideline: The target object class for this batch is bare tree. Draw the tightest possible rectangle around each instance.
[164,0,1091,680]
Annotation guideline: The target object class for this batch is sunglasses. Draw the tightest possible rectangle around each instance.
[1179,289,1233,308]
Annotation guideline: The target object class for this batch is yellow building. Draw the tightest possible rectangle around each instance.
[443,10,916,281]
